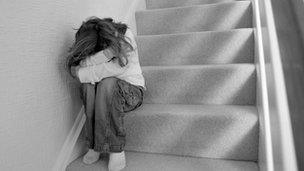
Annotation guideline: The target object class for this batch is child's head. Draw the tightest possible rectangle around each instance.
[66,17,133,74]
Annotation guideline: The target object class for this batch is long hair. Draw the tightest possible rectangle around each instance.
[66,17,134,76]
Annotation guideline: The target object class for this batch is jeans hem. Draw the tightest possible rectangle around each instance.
[85,140,94,149]
[93,144,125,153]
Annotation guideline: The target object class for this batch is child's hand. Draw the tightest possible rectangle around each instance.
[103,48,115,60]
[79,60,87,67]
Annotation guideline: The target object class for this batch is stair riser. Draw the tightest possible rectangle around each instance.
[136,2,252,35]
[142,65,256,105]
[146,0,243,9]
[124,106,258,160]
[137,29,254,65]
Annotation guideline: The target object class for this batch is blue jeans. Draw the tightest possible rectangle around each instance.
[80,77,144,153]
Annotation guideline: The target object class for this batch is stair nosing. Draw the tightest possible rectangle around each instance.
[139,103,257,107]
[125,150,258,163]
[142,63,256,70]
[136,1,251,13]
[135,28,253,38]
[67,151,259,171]
[134,103,258,113]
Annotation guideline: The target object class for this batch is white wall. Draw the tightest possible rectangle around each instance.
[0,0,144,170]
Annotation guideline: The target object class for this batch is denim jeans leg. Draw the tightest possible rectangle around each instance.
[93,77,144,153]
[94,77,119,153]
[109,79,144,152]
[80,83,96,149]
[83,77,144,153]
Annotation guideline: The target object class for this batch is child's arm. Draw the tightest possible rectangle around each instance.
[79,50,109,67]
[76,29,138,84]
[77,59,128,83]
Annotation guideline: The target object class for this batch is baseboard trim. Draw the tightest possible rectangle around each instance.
[52,106,86,171]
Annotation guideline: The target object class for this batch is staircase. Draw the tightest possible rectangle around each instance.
[67,0,259,170]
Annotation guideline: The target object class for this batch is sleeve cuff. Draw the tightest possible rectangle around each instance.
[77,66,99,83]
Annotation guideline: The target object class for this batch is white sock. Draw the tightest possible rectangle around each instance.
[108,151,126,171]
[82,149,100,164]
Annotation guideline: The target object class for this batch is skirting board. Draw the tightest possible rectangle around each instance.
[52,106,86,171]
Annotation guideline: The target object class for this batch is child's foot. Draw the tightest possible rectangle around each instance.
[108,151,126,171]
[82,149,100,164]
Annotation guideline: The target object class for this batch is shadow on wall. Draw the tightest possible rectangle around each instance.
[57,29,83,125]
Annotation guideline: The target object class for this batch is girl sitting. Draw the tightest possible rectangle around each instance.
[66,17,146,171]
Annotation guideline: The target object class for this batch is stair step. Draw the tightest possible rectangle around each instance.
[66,151,258,171]
[142,64,256,105]
[125,104,258,160]
[146,0,244,9]
[137,29,254,65]
[136,1,252,35]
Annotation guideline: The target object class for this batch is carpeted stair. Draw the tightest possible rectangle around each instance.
[137,29,254,65]
[67,151,258,171]
[136,1,252,35]
[146,0,244,9]
[124,104,258,161]
[142,64,256,105]
[67,0,259,170]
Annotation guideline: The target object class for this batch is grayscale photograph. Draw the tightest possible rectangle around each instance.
[1,0,304,171]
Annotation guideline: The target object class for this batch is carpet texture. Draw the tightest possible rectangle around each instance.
[146,0,243,9]
[66,151,258,171]
[136,1,252,35]
[137,28,254,66]
[142,64,256,105]
[67,0,258,170]
[124,104,258,161]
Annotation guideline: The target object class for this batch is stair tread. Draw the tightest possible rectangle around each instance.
[139,1,250,12]
[132,103,257,116]
[125,104,258,160]
[66,151,258,171]
[146,0,244,9]
[142,64,256,105]
[136,28,253,37]
[142,63,255,69]
[136,28,254,65]
[136,1,252,35]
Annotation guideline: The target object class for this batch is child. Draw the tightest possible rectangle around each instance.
[66,17,146,171]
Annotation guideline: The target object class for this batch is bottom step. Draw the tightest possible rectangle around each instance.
[66,151,258,171]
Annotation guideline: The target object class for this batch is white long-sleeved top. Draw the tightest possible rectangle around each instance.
[76,29,146,89]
